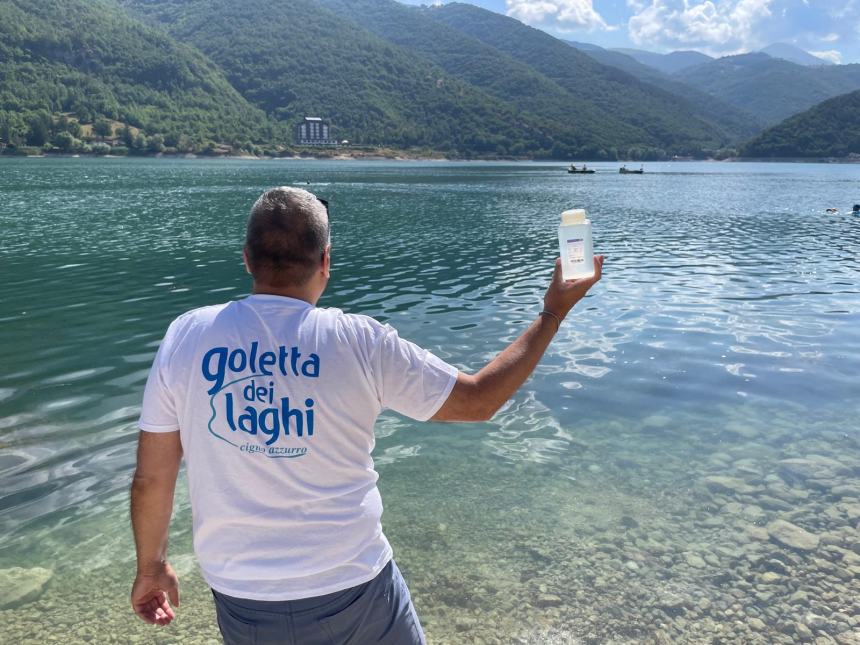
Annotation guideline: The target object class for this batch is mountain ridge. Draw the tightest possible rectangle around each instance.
[121,0,585,157]
[673,53,860,125]
[425,2,742,154]
[741,89,860,158]
[0,0,276,152]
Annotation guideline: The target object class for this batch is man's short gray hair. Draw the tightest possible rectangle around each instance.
[245,187,330,288]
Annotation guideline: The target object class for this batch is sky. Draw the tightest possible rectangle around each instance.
[402,0,860,64]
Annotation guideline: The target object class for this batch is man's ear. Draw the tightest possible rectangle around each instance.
[242,247,252,275]
[321,244,331,279]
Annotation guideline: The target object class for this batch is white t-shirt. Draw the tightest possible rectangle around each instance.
[139,294,458,600]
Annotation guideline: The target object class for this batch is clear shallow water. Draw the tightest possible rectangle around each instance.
[1,158,859,644]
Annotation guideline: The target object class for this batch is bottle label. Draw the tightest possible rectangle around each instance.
[566,238,585,266]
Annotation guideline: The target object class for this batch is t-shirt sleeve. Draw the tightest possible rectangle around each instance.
[370,323,459,422]
[138,320,182,433]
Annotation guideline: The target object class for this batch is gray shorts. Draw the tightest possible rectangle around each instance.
[211,560,426,645]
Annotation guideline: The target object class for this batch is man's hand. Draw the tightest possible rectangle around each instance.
[543,255,604,321]
[131,562,180,626]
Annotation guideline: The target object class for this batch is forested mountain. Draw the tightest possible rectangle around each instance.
[2,0,849,159]
[674,54,860,125]
[123,0,595,157]
[564,42,762,139]
[567,43,668,82]
[613,49,713,74]
[741,90,860,158]
[317,0,651,156]
[0,0,275,152]
[425,3,741,153]
[321,0,761,148]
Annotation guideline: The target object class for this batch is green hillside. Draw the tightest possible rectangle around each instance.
[0,0,276,152]
[8,0,840,159]
[320,0,763,152]
[674,53,860,125]
[425,3,738,154]
[123,0,581,157]
[317,0,646,156]
[565,42,762,140]
[741,90,860,158]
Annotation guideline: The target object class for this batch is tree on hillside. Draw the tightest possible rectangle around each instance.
[118,125,135,148]
[55,131,78,152]
[93,119,113,140]
[0,112,27,147]
[26,113,51,146]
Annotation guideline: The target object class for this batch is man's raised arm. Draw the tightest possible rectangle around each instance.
[432,256,604,423]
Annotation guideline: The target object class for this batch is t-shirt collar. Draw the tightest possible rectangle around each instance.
[244,294,314,308]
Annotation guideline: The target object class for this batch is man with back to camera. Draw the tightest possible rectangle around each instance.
[130,187,604,644]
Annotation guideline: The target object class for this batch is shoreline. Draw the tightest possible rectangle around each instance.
[4,150,860,164]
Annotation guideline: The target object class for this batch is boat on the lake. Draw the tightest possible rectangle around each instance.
[568,164,595,174]
[619,165,644,174]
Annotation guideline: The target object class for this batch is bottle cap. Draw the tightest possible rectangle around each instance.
[561,209,587,225]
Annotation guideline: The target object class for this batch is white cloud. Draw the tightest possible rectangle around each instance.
[506,0,612,31]
[809,49,842,63]
[627,0,773,54]
[829,0,856,20]
[821,32,839,42]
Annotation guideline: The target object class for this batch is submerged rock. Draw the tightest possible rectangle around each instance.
[534,593,563,608]
[619,515,639,530]
[702,476,758,496]
[0,567,53,609]
[836,502,860,523]
[778,456,850,481]
[830,485,860,499]
[655,594,686,616]
[748,617,767,631]
[685,553,707,568]
[767,519,820,552]
[794,622,814,641]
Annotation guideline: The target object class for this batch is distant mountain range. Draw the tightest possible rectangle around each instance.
[759,43,834,67]
[0,0,856,159]
[611,48,713,75]
[583,42,834,74]
[567,42,860,128]
[674,54,860,125]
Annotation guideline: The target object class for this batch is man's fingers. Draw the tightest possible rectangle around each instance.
[591,255,604,283]
[133,584,178,625]
[551,257,562,285]
[134,604,158,625]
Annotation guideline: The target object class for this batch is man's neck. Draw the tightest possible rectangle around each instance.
[251,284,319,306]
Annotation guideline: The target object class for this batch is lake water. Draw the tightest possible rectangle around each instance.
[1,158,858,644]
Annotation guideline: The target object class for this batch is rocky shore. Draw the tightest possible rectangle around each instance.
[1,405,857,644]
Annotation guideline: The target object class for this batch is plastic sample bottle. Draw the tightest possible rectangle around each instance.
[557,208,595,280]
